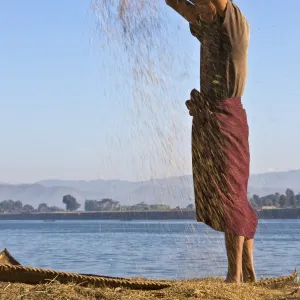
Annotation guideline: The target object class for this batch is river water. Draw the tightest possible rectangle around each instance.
[0,220,299,279]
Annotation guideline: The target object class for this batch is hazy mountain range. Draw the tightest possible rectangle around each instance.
[0,170,300,209]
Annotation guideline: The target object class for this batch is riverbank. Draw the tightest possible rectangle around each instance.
[0,208,299,220]
[1,278,299,300]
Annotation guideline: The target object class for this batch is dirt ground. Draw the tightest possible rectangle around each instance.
[0,278,299,300]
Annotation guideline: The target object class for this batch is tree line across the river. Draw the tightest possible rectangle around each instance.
[0,188,299,213]
[0,195,194,213]
[249,188,300,209]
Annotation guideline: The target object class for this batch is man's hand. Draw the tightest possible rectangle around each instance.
[210,0,228,17]
[165,0,199,24]
[186,89,201,116]
[193,0,228,18]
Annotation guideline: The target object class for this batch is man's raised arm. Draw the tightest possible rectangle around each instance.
[165,0,199,24]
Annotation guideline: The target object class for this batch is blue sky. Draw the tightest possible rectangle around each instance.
[0,0,299,183]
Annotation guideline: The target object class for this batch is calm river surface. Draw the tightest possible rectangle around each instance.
[0,219,299,279]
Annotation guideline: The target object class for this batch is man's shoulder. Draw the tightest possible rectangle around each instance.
[221,1,249,44]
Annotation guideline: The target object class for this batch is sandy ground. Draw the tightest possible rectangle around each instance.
[0,278,299,300]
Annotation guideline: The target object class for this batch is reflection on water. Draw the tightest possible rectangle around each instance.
[0,220,299,279]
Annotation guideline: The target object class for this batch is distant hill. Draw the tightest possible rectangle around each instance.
[248,170,300,192]
[35,176,194,208]
[0,170,299,208]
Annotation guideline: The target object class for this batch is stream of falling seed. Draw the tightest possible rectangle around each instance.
[91,0,223,278]
[92,0,193,188]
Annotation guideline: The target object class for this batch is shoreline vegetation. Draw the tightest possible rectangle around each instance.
[0,188,300,219]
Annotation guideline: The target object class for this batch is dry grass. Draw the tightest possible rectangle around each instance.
[0,278,299,300]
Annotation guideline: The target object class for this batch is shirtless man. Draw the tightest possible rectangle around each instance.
[166,0,258,283]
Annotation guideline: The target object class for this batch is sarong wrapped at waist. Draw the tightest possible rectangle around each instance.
[188,90,258,238]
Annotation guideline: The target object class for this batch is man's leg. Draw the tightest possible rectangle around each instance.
[224,232,244,283]
[242,238,256,282]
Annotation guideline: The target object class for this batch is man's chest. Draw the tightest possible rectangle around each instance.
[201,31,231,61]
[200,33,231,98]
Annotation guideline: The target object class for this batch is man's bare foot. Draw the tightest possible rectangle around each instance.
[224,275,241,283]
[242,268,256,283]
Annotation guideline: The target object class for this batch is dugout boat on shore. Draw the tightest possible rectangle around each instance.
[0,248,297,290]
[0,248,170,290]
